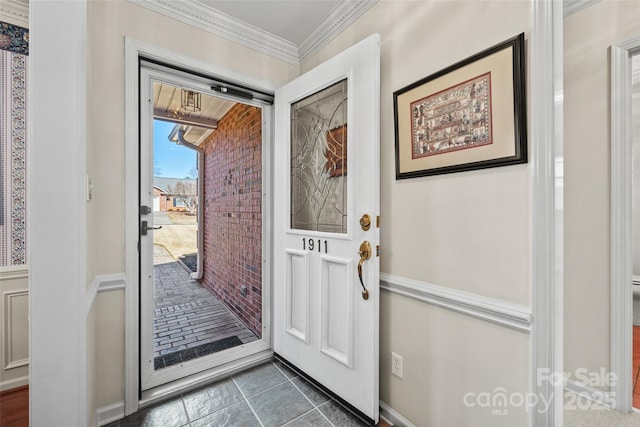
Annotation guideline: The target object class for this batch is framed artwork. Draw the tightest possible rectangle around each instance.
[393,33,527,179]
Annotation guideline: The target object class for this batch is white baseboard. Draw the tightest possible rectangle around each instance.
[380,400,415,427]
[564,378,615,410]
[97,400,125,426]
[0,375,28,392]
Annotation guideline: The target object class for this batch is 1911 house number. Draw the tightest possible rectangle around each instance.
[302,238,328,254]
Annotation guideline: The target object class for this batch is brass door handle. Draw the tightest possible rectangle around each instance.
[357,241,371,300]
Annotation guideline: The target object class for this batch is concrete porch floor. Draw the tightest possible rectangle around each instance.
[153,245,258,368]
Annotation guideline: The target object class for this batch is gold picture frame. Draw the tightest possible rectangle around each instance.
[394,33,527,179]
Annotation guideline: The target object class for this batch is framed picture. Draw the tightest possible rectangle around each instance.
[393,33,527,179]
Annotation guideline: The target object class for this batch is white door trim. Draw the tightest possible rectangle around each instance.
[610,36,640,413]
[530,1,564,426]
[30,1,88,425]
[124,37,278,415]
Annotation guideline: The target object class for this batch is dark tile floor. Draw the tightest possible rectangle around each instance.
[106,360,377,427]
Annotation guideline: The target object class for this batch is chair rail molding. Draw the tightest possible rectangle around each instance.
[0,264,28,280]
[380,273,532,332]
[610,35,640,414]
[85,273,127,317]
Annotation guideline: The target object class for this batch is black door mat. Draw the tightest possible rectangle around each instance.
[178,253,197,273]
[154,335,242,370]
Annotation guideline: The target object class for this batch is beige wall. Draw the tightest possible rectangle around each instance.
[302,0,531,424]
[303,0,531,306]
[564,0,640,383]
[95,291,126,408]
[87,301,97,426]
[633,55,640,277]
[86,0,298,411]
[380,293,529,426]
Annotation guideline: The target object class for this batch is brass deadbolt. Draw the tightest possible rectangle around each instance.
[359,214,371,231]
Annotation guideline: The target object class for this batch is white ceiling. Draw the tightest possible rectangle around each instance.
[197,0,342,46]
[129,0,376,65]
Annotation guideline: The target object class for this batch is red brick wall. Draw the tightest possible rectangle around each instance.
[200,103,262,338]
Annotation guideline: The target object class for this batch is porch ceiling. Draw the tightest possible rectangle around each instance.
[153,82,235,146]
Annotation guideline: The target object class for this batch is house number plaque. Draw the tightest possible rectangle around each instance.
[302,238,328,254]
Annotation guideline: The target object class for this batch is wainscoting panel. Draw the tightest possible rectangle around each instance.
[4,290,28,368]
[0,265,28,391]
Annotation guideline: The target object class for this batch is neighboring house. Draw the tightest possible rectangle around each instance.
[152,177,197,213]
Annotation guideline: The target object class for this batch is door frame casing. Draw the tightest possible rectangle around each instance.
[610,36,640,413]
[529,1,564,425]
[124,37,277,415]
[138,65,273,391]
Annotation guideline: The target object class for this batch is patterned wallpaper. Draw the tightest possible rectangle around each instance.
[0,20,27,266]
[0,22,28,55]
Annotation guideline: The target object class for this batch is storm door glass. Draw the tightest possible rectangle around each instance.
[290,79,348,233]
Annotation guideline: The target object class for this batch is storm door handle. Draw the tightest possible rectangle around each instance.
[141,220,162,236]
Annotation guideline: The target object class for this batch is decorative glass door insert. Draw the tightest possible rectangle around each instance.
[290,79,348,234]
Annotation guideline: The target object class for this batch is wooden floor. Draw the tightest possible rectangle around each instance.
[633,325,640,408]
[0,385,28,427]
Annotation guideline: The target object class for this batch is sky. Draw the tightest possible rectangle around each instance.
[153,120,198,179]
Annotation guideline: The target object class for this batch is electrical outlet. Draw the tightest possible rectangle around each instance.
[391,352,403,378]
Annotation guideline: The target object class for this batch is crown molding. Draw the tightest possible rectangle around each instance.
[0,0,29,28]
[128,0,299,65]
[128,0,377,66]
[563,0,601,17]
[298,0,377,64]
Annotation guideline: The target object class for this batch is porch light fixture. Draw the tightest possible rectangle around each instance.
[181,89,201,112]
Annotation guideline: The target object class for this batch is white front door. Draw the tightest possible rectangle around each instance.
[273,34,380,422]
